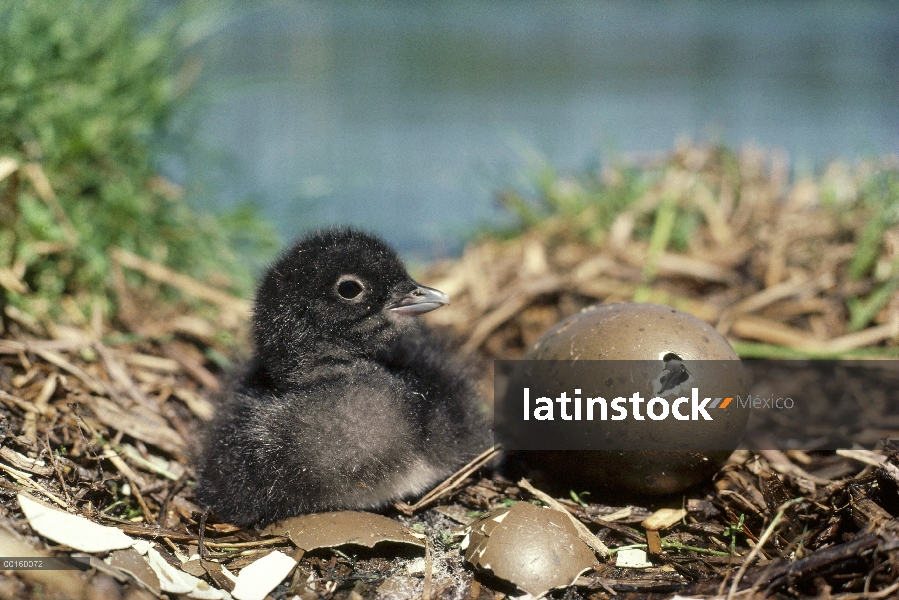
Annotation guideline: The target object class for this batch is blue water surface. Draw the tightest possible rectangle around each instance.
[176,1,899,258]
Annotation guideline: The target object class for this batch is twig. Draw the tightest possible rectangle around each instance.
[0,267,27,294]
[718,272,833,333]
[755,448,833,485]
[101,445,148,489]
[94,342,157,409]
[33,349,107,396]
[129,483,156,526]
[422,538,433,600]
[204,537,290,549]
[830,580,899,600]
[730,314,899,354]
[606,541,729,557]
[198,508,210,560]
[22,163,78,246]
[157,472,188,527]
[24,374,57,443]
[395,445,500,514]
[110,246,249,315]
[838,448,899,485]
[0,339,92,354]
[164,343,220,392]
[43,435,73,506]
[118,351,181,372]
[726,498,804,600]
[0,389,42,415]
[0,156,17,181]
[0,461,69,509]
[460,276,564,356]
[836,448,885,467]
[118,444,181,481]
[101,444,156,525]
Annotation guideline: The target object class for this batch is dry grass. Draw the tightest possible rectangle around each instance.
[422,144,899,364]
[2,143,899,599]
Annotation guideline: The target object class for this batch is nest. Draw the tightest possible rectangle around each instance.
[423,144,899,362]
[2,144,899,599]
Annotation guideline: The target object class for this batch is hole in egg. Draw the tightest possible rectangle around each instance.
[653,352,694,395]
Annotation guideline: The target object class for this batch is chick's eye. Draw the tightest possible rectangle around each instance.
[337,279,364,300]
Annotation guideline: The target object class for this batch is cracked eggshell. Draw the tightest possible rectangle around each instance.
[517,303,747,495]
[463,501,597,597]
[262,511,425,552]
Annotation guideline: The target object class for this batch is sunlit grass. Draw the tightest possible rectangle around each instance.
[0,0,278,325]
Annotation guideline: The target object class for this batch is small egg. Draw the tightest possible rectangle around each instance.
[501,302,748,495]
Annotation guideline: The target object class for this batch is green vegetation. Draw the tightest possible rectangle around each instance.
[0,0,277,324]
[722,513,745,555]
[493,145,899,263]
[483,144,899,358]
[489,149,739,250]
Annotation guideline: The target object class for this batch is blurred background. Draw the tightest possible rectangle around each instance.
[2,0,898,316]
[174,0,899,259]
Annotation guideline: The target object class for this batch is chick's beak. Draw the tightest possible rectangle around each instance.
[386,283,450,316]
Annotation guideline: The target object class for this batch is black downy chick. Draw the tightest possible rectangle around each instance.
[196,227,489,527]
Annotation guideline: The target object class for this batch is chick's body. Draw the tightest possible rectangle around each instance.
[196,228,488,527]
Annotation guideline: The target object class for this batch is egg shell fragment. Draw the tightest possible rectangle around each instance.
[262,511,425,552]
[464,501,597,597]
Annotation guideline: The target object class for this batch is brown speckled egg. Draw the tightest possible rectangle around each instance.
[527,302,739,361]
[507,302,747,496]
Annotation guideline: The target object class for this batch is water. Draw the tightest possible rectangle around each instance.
[181,1,899,258]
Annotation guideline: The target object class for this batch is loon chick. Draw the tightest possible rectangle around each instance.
[196,227,489,527]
